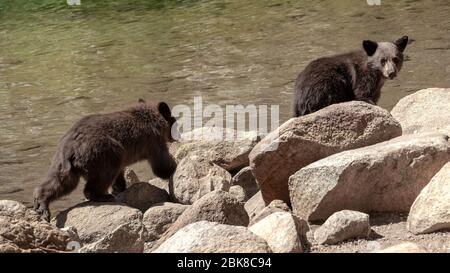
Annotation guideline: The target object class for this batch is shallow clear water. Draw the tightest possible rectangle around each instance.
[1,0,450,212]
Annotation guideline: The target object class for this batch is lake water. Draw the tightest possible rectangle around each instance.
[1,0,450,212]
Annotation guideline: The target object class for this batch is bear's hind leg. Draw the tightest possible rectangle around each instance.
[111,170,126,196]
[34,169,80,221]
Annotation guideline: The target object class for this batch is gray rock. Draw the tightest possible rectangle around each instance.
[170,156,232,204]
[250,101,402,205]
[54,202,146,252]
[79,222,146,253]
[231,167,259,200]
[153,221,271,253]
[244,191,265,222]
[391,88,450,135]
[407,162,450,234]
[229,185,247,202]
[313,210,370,245]
[249,212,307,253]
[124,167,140,186]
[116,182,169,212]
[151,190,249,251]
[143,202,189,242]
[289,132,450,221]
[377,242,428,253]
[0,200,74,253]
[175,127,260,172]
[249,199,290,226]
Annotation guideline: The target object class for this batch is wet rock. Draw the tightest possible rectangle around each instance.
[313,210,371,245]
[249,212,307,253]
[391,88,450,135]
[289,132,450,221]
[153,221,271,253]
[250,101,402,204]
[407,162,450,234]
[116,182,169,212]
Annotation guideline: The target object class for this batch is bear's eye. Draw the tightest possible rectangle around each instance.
[392,57,400,64]
[380,58,387,65]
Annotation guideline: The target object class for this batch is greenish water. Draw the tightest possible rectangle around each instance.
[1,0,450,212]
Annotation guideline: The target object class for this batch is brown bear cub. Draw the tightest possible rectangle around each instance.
[293,36,408,117]
[33,99,177,221]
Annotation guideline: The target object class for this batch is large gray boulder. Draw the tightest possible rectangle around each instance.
[153,221,271,253]
[289,132,450,222]
[0,200,74,253]
[151,190,249,251]
[391,88,450,135]
[54,202,146,252]
[407,162,450,234]
[250,101,402,204]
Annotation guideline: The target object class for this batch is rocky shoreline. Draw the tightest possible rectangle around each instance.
[1,88,449,253]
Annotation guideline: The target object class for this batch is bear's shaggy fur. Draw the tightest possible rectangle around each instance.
[33,99,177,221]
[293,36,408,117]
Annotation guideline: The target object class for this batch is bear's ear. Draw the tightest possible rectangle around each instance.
[158,102,172,121]
[395,35,408,52]
[363,40,378,56]
[138,98,146,103]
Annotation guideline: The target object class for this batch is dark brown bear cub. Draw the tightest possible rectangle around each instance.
[33,99,177,221]
[293,36,408,117]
